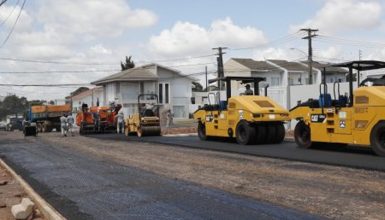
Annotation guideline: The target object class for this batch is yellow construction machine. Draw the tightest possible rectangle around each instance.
[125,94,161,137]
[194,76,290,145]
[290,60,385,156]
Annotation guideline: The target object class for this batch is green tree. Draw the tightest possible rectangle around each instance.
[120,56,135,71]
[0,95,29,120]
[192,82,204,92]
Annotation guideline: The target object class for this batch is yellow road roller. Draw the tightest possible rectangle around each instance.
[290,60,385,156]
[194,76,290,145]
[125,94,161,137]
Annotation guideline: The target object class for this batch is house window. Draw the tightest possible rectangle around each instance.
[140,82,144,94]
[159,83,163,103]
[165,83,169,104]
[271,77,281,86]
[158,82,170,104]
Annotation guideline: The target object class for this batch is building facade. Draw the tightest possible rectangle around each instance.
[91,64,194,119]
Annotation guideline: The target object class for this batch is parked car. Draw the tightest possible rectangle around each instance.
[0,122,6,131]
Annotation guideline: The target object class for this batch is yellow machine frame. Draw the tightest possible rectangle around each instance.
[194,77,290,145]
[290,60,385,156]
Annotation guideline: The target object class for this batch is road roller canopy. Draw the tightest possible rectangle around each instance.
[208,76,266,99]
[331,60,385,71]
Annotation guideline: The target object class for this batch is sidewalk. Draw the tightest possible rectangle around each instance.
[0,159,65,220]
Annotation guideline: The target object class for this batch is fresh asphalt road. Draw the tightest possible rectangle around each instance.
[91,134,385,172]
[0,136,318,220]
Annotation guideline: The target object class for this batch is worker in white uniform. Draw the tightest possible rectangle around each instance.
[67,113,75,136]
[116,111,124,134]
[60,114,68,137]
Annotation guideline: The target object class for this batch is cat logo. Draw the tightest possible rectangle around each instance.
[340,120,346,128]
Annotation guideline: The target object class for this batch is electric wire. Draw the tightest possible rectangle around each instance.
[0,0,19,27]
[0,0,26,48]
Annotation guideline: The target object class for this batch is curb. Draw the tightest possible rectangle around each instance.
[0,159,66,220]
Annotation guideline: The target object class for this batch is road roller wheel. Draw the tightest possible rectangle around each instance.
[294,121,313,148]
[254,124,266,144]
[370,121,385,157]
[198,122,208,141]
[236,121,256,145]
[265,124,277,144]
[273,124,285,144]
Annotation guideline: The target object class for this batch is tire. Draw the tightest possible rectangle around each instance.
[370,121,385,157]
[294,121,313,148]
[254,124,266,144]
[198,122,208,141]
[236,120,256,145]
[273,124,286,144]
[265,124,277,144]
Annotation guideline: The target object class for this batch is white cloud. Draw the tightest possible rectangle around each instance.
[149,17,268,57]
[316,46,342,60]
[252,48,292,60]
[290,0,382,33]
[37,0,157,38]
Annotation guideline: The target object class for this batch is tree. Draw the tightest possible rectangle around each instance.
[192,82,204,92]
[0,95,29,120]
[121,56,135,71]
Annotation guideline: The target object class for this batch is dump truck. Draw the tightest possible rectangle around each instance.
[290,60,385,156]
[26,104,71,132]
[76,103,122,134]
[194,76,290,145]
[125,94,161,137]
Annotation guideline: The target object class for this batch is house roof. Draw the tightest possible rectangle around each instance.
[71,86,103,100]
[268,59,309,72]
[92,66,159,85]
[92,63,196,85]
[302,61,347,74]
[231,58,275,71]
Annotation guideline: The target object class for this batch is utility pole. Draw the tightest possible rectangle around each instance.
[213,47,227,90]
[300,28,318,84]
[358,49,362,86]
[205,66,208,92]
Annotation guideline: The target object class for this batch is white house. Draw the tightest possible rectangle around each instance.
[91,63,194,119]
[224,58,347,86]
[223,58,347,109]
[70,86,104,113]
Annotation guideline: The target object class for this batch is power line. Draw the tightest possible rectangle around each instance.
[229,32,302,51]
[0,0,26,48]
[0,0,20,27]
[0,53,216,66]
[0,0,8,6]
[0,69,119,74]
[0,83,90,87]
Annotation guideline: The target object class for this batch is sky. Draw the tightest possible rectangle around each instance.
[0,0,384,100]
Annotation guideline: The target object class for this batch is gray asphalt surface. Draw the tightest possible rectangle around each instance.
[0,136,318,220]
[90,134,385,171]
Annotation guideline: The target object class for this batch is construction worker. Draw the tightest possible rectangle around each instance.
[60,114,68,137]
[166,109,173,128]
[116,111,124,134]
[244,84,254,95]
[67,113,75,136]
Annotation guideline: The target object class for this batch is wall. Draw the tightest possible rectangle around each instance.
[71,87,104,112]
[158,67,192,119]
